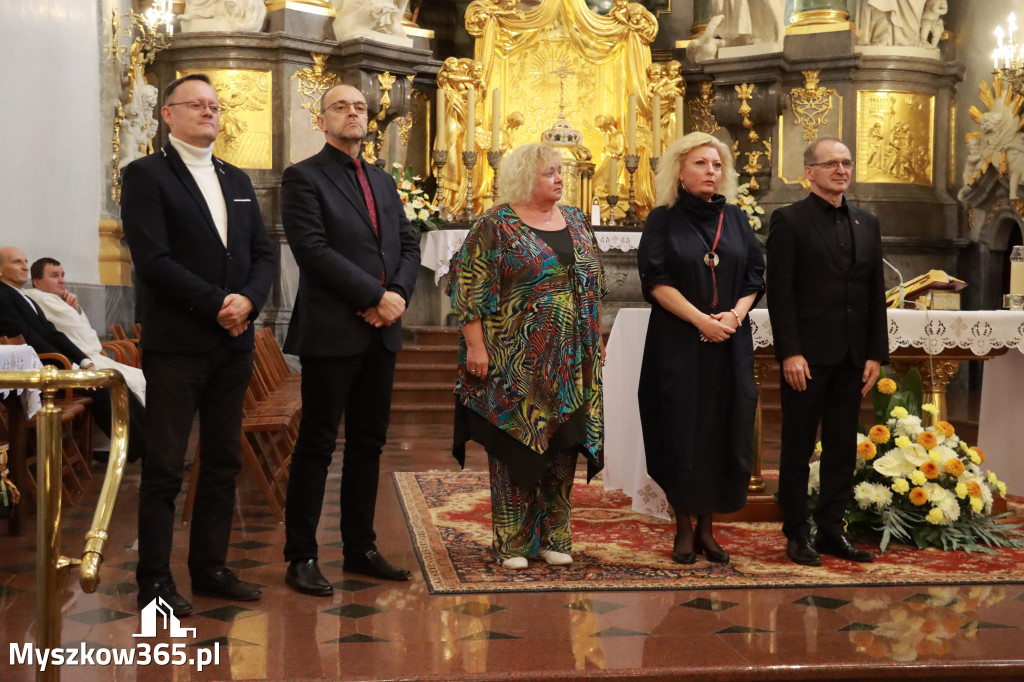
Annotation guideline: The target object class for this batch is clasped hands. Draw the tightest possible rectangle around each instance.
[218,293,253,337]
[358,290,406,328]
[697,311,738,343]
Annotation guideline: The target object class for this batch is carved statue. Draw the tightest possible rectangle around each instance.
[331,0,413,46]
[962,132,982,187]
[857,0,946,48]
[437,57,483,213]
[710,0,785,47]
[609,0,658,43]
[118,82,159,169]
[919,0,946,48]
[179,0,267,33]
[978,111,1024,200]
[687,15,725,63]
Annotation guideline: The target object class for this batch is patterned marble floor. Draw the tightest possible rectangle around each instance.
[2,425,1023,681]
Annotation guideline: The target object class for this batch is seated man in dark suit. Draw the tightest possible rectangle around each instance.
[0,245,148,462]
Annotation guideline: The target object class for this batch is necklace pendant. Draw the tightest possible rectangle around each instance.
[704,252,719,267]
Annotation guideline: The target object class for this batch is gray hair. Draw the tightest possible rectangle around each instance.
[653,132,736,207]
[804,135,844,166]
[495,143,562,205]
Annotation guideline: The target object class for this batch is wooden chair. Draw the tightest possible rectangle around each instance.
[181,329,299,524]
[0,336,94,512]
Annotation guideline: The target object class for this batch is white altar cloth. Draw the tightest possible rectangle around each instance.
[0,344,42,418]
[603,308,1024,517]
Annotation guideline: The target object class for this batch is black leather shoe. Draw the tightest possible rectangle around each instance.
[694,536,730,564]
[286,559,334,596]
[344,549,412,581]
[671,549,697,564]
[786,538,823,566]
[191,567,261,601]
[137,580,194,617]
[814,532,875,563]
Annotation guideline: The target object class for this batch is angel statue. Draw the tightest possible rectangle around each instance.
[179,0,267,33]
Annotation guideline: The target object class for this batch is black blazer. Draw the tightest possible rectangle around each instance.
[281,145,420,357]
[121,143,277,354]
[0,284,89,364]
[766,193,889,368]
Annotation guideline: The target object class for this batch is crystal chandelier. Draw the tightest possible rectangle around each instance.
[993,13,1024,96]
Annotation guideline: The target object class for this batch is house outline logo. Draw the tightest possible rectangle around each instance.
[133,597,197,639]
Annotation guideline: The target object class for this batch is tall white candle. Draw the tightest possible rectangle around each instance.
[1011,261,1024,294]
[491,88,501,152]
[466,88,475,151]
[652,95,661,156]
[627,95,637,156]
[436,88,446,149]
[609,156,618,194]
[675,94,684,139]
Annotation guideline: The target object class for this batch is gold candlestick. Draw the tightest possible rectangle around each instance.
[432,149,449,221]
[604,195,619,227]
[460,150,478,223]
[624,153,640,227]
[486,150,502,200]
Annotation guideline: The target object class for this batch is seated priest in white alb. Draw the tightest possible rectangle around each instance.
[26,257,146,405]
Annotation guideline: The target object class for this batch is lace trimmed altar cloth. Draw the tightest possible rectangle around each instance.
[604,308,1024,519]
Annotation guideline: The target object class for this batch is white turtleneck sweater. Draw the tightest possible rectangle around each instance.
[169,134,228,247]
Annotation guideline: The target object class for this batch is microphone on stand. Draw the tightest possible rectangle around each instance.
[883,258,905,309]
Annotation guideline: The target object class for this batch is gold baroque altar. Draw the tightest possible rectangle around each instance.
[438,0,665,219]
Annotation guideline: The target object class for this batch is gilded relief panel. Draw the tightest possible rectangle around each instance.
[856,90,934,185]
[178,68,273,169]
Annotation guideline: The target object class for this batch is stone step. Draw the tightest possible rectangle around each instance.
[392,382,455,405]
[394,363,456,383]
[390,404,455,426]
[397,344,459,365]
[413,326,460,346]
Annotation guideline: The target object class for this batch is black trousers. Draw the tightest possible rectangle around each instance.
[84,386,148,462]
[778,359,863,541]
[284,332,396,562]
[136,347,253,585]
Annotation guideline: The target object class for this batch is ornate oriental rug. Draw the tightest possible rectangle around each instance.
[394,471,1024,595]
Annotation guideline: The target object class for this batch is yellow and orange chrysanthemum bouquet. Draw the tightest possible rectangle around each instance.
[807,368,1022,553]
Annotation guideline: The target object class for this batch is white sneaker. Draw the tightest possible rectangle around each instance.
[500,556,528,569]
[539,549,572,565]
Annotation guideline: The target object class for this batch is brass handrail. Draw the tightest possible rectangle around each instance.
[0,366,129,682]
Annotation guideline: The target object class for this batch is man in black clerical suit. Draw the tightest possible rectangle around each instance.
[121,74,277,617]
[281,82,420,594]
[0,246,148,463]
[766,136,889,566]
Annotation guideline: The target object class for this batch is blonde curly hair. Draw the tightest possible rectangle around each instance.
[653,131,736,207]
[495,143,562,206]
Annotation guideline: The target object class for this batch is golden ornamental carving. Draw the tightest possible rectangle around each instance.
[437,57,484,213]
[400,84,425,148]
[108,8,172,202]
[291,52,338,131]
[788,70,838,142]
[608,0,658,42]
[363,71,398,164]
[735,83,767,189]
[648,61,684,148]
[856,90,934,185]
[453,0,658,216]
[688,82,719,134]
[179,69,273,169]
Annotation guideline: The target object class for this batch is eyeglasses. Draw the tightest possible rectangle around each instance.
[166,101,221,114]
[808,159,855,170]
[323,100,368,115]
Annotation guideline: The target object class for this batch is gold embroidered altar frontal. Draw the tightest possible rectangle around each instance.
[443,0,657,215]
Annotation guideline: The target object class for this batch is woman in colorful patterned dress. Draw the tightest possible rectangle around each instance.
[637,132,765,565]
[449,143,607,569]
